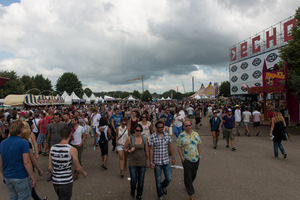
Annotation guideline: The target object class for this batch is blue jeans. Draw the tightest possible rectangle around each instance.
[154,164,172,198]
[273,140,285,157]
[129,166,146,198]
[5,176,32,200]
[174,126,182,138]
[222,124,225,137]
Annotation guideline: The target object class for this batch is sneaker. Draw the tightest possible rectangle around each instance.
[112,147,116,152]
[38,151,42,154]
[159,197,164,200]
[162,187,167,195]
[136,196,142,200]
[41,197,48,200]
[213,146,216,149]
[283,154,287,159]
[226,144,229,148]
[232,147,236,151]
[248,134,251,137]
[256,132,260,136]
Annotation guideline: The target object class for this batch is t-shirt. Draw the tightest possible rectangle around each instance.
[70,125,85,146]
[222,115,235,129]
[252,111,261,122]
[110,114,122,129]
[243,111,252,122]
[187,107,194,115]
[176,131,201,162]
[160,114,174,127]
[91,113,101,127]
[234,109,241,122]
[174,114,184,127]
[0,136,30,179]
[49,122,67,145]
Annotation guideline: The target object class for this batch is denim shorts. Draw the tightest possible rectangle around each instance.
[116,145,124,151]
[5,176,32,200]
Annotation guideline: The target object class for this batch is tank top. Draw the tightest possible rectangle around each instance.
[50,144,73,184]
[138,121,151,139]
[130,118,138,132]
[129,141,147,167]
[117,126,128,145]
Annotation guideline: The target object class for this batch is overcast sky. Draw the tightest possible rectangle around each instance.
[0,0,298,94]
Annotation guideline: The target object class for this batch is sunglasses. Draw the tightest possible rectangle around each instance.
[185,125,192,127]
[122,123,127,125]
[142,116,147,118]
[157,127,164,129]
[135,129,142,132]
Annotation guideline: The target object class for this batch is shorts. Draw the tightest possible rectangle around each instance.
[244,122,249,126]
[225,128,235,140]
[116,145,124,151]
[195,117,201,124]
[37,134,45,145]
[253,122,260,127]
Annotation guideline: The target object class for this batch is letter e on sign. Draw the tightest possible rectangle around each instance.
[240,42,248,58]
[231,47,237,62]
[252,35,261,54]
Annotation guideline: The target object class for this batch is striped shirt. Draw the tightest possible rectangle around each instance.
[50,144,73,184]
[148,132,172,165]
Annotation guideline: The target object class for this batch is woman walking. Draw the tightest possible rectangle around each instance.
[173,108,184,138]
[138,113,153,140]
[124,124,149,200]
[128,111,139,135]
[209,110,222,149]
[269,110,287,158]
[116,118,129,177]
[93,118,112,169]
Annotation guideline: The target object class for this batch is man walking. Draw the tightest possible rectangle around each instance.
[49,127,87,200]
[160,108,174,136]
[149,121,175,200]
[234,105,242,136]
[252,107,261,136]
[177,120,201,200]
[223,108,236,151]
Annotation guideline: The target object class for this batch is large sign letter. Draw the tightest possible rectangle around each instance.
[240,42,248,58]
[266,27,277,48]
[231,46,237,62]
[252,35,261,54]
[284,18,296,42]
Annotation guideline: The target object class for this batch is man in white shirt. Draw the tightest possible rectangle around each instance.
[90,109,101,138]
[234,105,242,136]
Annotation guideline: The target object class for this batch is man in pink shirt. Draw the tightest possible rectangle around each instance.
[252,107,261,136]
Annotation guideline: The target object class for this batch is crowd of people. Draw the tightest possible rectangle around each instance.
[0,99,290,200]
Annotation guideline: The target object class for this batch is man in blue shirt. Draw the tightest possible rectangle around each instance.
[110,108,122,151]
[160,108,174,135]
[0,119,36,199]
[222,108,236,151]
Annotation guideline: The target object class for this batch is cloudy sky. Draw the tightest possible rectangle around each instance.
[0,0,298,94]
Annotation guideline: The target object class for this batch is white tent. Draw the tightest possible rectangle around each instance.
[61,91,69,100]
[104,95,115,101]
[201,94,208,99]
[70,92,80,103]
[166,97,171,100]
[99,96,104,103]
[194,94,201,100]
[82,93,91,104]
[90,94,96,103]
[64,95,72,105]
[160,97,165,100]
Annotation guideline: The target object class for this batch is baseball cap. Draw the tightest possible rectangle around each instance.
[227,108,232,112]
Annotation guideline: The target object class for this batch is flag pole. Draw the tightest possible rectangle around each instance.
[142,77,144,93]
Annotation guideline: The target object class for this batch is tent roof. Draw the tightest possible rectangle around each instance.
[191,83,206,97]
[202,82,216,97]
[90,94,96,100]
[4,94,41,106]
[70,92,80,100]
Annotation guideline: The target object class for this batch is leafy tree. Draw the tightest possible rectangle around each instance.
[219,81,230,97]
[33,74,52,93]
[279,7,300,98]
[56,72,83,97]
[21,75,36,93]
[121,91,131,99]
[83,88,93,97]
[142,90,152,102]
[132,90,141,99]
[0,70,24,98]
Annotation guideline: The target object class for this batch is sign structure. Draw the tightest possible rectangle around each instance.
[229,16,296,95]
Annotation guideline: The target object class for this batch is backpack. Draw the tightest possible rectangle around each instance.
[130,134,146,151]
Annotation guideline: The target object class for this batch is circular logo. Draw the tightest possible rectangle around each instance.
[241,86,248,92]
[241,73,249,81]
[266,53,278,62]
[252,58,262,66]
[231,86,238,93]
[240,62,248,70]
[231,76,238,83]
[231,65,237,72]
[254,83,261,87]
[252,70,262,79]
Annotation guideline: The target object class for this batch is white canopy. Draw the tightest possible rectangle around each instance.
[64,95,72,105]
[167,97,171,100]
[99,96,104,103]
[61,91,69,100]
[201,94,208,99]
[82,93,90,104]
[194,94,201,100]
[90,94,96,101]
[104,95,115,101]
[160,97,165,100]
